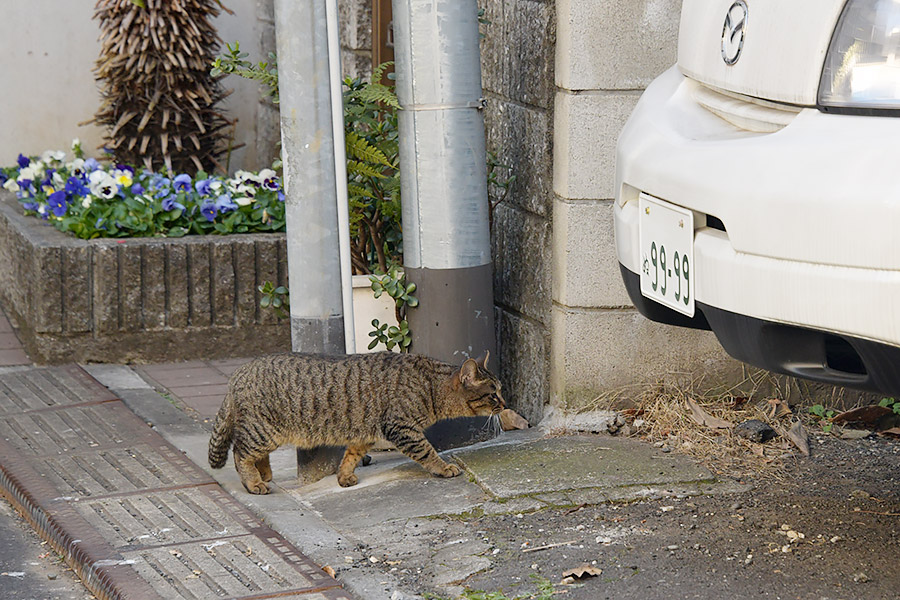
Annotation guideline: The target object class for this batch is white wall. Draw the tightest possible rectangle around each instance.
[0,0,269,172]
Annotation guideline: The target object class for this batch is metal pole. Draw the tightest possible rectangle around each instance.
[274,0,346,355]
[391,0,496,367]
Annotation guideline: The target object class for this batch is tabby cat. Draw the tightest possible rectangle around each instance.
[208,351,505,494]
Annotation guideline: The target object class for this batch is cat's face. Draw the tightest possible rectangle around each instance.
[458,353,506,417]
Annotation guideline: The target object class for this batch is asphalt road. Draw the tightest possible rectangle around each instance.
[0,497,93,600]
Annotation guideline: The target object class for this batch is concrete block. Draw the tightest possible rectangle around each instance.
[33,246,63,334]
[553,90,639,201]
[93,244,119,334]
[188,243,212,328]
[341,50,373,82]
[496,307,550,424]
[62,246,92,333]
[556,0,681,92]
[552,198,632,308]
[142,244,167,330]
[234,239,258,326]
[212,242,236,327]
[484,97,553,218]
[166,244,189,329]
[502,0,556,109]
[119,244,143,332]
[491,203,551,325]
[549,306,745,411]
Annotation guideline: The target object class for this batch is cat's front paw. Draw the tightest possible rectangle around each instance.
[338,473,359,487]
[438,463,462,478]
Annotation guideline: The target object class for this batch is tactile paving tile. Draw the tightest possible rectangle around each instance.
[35,441,213,499]
[0,365,117,414]
[0,401,155,455]
[122,534,339,599]
[72,487,258,550]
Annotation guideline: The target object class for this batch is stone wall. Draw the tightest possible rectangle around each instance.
[0,195,290,364]
[480,0,556,424]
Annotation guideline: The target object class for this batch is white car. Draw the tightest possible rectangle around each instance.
[615,0,900,396]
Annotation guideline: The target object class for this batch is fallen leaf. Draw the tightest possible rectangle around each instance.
[832,406,893,429]
[562,564,602,580]
[731,396,749,409]
[322,565,336,578]
[766,398,792,419]
[785,421,810,456]
[879,427,900,438]
[499,409,529,431]
[686,398,734,429]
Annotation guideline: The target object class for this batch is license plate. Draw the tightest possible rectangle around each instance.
[639,194,695,317]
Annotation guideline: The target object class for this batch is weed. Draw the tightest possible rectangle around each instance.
[809,404,836,433]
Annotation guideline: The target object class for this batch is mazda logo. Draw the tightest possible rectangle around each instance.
[721,0,748,65]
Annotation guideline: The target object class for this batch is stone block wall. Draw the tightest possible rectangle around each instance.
[0,195,290,364]
[481,0,556,424]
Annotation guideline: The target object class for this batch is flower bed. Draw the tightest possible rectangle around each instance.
[1,142,285,240]
[0,190,290,364]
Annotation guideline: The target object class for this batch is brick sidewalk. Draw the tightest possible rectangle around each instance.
[136,358,248,422]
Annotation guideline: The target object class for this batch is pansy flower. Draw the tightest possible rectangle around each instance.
[162,195,185,212]
[41,150,66,165]
[195,178,213,196]
[16,154,30,169]
[258,169,280,191]
[22,201,39,212]
[88,170,119,199]
[173,173,192,192]
[3,178,20,193]
[83,158,100,173]
[47,191,68,217]
[66,176,88,196]
[131,183,144,195]
[112,166,134,188]
[200,201,217,222]
[215,193,237,212]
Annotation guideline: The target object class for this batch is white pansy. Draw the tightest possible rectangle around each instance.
[17,167,37,182]
[52,172,65,188]
[41,150,66,164]
[89,170,119,199]
[82,196,93,209]
[236,183,257,198]
[27,160,45,177]
[67,158,85,174]
[234,196,254,207]
[38,205,47,215]
[71,138,81,150]
[2,178,19,192]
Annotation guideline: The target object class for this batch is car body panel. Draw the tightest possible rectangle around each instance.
[678,0,846,105]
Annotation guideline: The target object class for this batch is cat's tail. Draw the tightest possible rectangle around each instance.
[208,390,235,469]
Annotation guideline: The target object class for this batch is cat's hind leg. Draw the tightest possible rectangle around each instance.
[256,454,273,482]
[234,451,270,494]
[382,424,461,479]
[338,442,374,487]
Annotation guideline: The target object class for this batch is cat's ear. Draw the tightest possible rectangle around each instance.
[459,358,479,387]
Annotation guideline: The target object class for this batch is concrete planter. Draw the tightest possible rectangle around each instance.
[0,193,291,364]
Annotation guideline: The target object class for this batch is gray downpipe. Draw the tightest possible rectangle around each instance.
[391,0,496,368]
[274,0,350,355]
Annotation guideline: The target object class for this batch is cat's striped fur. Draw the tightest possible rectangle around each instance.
[208,351,504,494]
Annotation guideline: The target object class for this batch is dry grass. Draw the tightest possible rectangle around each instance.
[582,368,876,480]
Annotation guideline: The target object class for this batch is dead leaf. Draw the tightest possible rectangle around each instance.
[322,565,336,578]
[562,564,602,580]
[730,396,749,409]
[879,427,900,438]
[499,409,529,431]
[686,398,734,429]
[766,398,792,419]
[831,406,893,429]
[785,421,810,456]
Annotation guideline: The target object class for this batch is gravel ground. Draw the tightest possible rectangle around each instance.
[355,431,900,600]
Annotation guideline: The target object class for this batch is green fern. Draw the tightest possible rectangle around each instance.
[347,160,386,179]
[346,131,392,167]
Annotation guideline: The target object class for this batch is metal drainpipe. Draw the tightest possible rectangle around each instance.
[273,0,354,355]
[391,0,496,373]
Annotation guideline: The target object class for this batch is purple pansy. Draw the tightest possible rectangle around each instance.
[131,183,145,195]
[17,154,30,169]
[195,178,213,196]
[47,191,68,217]
[22,201,39,212]
[173,174,192,192]
[200,201,217,222]
[65,176,88,198]
[83,158,100,173]
[162,196,185,212]
[214,194,237,212]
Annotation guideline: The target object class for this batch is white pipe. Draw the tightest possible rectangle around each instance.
[324,0,356,354]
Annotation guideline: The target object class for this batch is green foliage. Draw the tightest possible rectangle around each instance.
[258,281,290,319]
[367,266,417,352]
[211,42,280,104]
[809,404,837,434]
[878,397,900,415]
